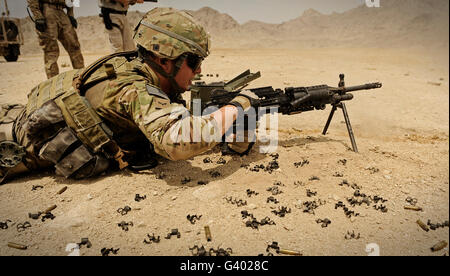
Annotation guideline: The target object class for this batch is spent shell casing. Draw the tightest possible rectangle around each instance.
[44,205,57,214]
[431,241,448,252]
[204,226,212,242]
[404,206,422,211]
[417,219,429,232]
[277,249,303,256]
[8,242,27,250]
[57,186,68,195]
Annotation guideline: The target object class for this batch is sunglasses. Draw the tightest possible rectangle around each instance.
[184,53,203,71]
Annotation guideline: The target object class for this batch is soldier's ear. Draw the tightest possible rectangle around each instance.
[158,58,173,74]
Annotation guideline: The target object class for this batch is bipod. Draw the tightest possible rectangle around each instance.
[322,74,358,153]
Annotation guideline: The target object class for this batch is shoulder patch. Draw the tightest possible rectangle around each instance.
[146,85,169,100]
[154,98,170,109]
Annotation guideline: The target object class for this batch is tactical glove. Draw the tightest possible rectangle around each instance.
[230,90,260,111]
[35,19,47,32]
[69,16,78,29]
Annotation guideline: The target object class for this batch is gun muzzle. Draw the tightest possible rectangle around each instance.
[344,82,382,92]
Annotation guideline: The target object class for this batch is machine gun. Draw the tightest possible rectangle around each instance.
[189,70,382,152]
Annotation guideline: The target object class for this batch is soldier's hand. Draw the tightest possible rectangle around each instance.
[230,90,260,111]
[35,19,47,32]
[69,16,78,29]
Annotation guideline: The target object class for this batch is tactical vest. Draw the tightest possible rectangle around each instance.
[13,51,159,179]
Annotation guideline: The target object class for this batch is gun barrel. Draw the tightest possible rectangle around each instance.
[343,82,382,92]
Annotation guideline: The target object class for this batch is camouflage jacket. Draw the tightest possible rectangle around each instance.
[83,56,220,161]
[27,0,74,20]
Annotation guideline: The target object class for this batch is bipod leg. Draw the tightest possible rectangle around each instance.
[322,104,337,135]
[339,102,358,153]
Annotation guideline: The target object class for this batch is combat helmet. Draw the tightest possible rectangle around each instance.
[134,7,210,60]
[133,7,210,94]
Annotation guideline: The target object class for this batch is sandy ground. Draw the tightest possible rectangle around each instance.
[0,47,448,256]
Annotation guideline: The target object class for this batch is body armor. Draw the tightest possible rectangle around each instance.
[1,51,158,183]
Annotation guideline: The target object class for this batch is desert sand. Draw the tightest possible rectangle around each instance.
[0,0,448,256]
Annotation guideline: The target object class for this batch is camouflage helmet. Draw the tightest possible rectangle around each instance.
[134,7,211,60]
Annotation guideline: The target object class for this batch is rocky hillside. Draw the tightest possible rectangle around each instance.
[18,0,449,54]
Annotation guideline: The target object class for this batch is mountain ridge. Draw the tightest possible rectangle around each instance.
[18,1,448,54]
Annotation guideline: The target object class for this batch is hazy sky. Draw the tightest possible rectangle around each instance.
[2,0,366,24]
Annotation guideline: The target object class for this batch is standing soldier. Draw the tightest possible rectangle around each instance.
[27,0,85,79]
[99,0,145,53]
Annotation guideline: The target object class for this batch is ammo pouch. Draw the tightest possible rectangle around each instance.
[23,99,110,179]
[100,8,126,30]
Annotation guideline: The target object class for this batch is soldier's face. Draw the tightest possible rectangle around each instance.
[174,57,202,91]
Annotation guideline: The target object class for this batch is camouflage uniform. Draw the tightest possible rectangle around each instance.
[0,8,249,183]
[27,0,84,79]
[98,0,139,53]
[88,58,220,161]
[0,54,218,183]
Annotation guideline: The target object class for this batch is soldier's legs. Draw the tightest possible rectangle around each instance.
[0,105,49,183]
[121,15,136,52]
[37,25,59,78]
[58,12,84,69]
[1,104,55,183]
[43,41,60,78]
[38,7,62,79]
[107,14,125,53]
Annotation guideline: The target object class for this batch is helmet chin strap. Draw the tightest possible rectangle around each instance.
[143,54,187,98]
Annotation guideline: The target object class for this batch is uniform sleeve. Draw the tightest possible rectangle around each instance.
[119,84,221,161]
[27,0,44,20]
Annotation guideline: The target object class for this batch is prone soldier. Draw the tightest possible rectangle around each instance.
[0,7,254,183]
[27,0,85,79]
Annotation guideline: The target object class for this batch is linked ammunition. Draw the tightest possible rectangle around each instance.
[44,205,57,214]
[165,229,181,239]
[416,220,429,232]
[31,185,43,191]
[143,233,160,244]
[277,249,303,256]
[57,186,67,195]
[204,225,212,242]
[431,241,447,252]
[404,206,422,211]
[7,242,27,250]
[28,212,42,220]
